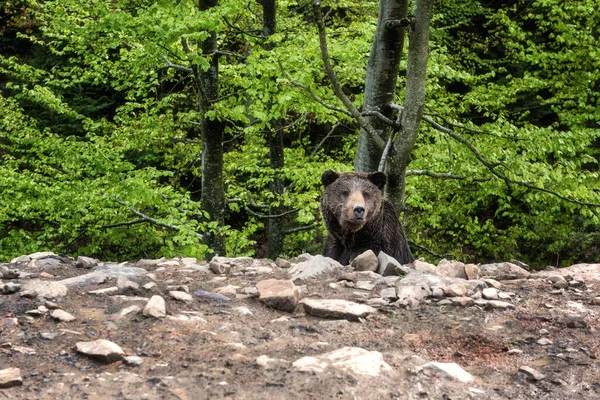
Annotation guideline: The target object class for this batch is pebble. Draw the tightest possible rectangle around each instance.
[1,283,21,294]
[75,339,125,363]
[51,309,76,322]
[518,366,546,381]
[293,347,392,376]
[169,291,193,303]
[143,295,167,318]
[299,298,377,321]
[0,367,22,388]
[537,338,553,345]
[421,362,475,383]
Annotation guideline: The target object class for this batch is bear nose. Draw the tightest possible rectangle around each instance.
[353,205,365,219]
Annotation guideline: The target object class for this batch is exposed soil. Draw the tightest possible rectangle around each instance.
[1,258,599,399]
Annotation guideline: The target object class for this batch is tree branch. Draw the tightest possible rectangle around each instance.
[284,223,320,235]
[311,0,385,150]
[115,200,204,239]
[161,55,193,73]
[406,169,492,182]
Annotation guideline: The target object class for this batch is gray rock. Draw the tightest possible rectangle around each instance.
[537,338,553,345]
[379,287,398,300]
[57,272,108,287]
[464,264,481,280]
[21,280,68,299]
[289,255,343,281]
[0,367,22,388]
[123,356,144,366]
[30,256,70,271]
[75,256,99,269]
[75,339,125,363]
[441,283,468,297]
[169,290,193,303]
[1,282,21,294]
[485,300,515,310]
[377,252,412,276]
[256,279,299,312]
[421,362,475,383]
[450,296,475,307]
[10,255,31,265]
[93,263,148,279]
[143,295,166,318]
[51,309,76,322]
[275,258,291,269]
[299,298,377,321]
[292,347,392,376]
[482,287,500,300]
[195,290,231,303]
[479,262,530,280]
[28,251,57,260]
[0,266,19,279]
[111,305,142,321]
[396,284,432,306]
[436,260,467,279]
[256,355,289,369]
[351,250,378,272]
[117,276,140,293]
[518,366,546,381]
[412,260,437,274]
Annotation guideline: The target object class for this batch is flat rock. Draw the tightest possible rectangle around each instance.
[256,279,299,312]
[1,282,21,294]
[169,290,193,303]
[485,300,515,309]
[57,272,108,287]
[293,347,392,376]
[143,295,166,318]
[482,287,499,300]
[51,309,76,322]
[75,256,99,269]
[479,262,530,280]
[93,263,148,279]
[421,362,475,383]
[518,366,546,381]
[436,259,467,279]
[289,255,343,281]
[377,252,412,276]
[21,280,68,299]
[351,250,378,272]
[111,305,142,321]
[299,298,376,321]
[441,283,468,297]
[412,260,437,274]
[75,339,125,363]
[0,367,22,388]
[533,263,600,282]
[88,287,119,295]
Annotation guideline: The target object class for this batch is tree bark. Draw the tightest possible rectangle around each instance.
[386,0,433,212]
[198,0,226,256]
[354,0,408,173]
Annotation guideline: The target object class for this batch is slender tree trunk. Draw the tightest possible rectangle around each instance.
[354,0,408,173]
[261,0,286,260]
[198,0,226,256]
[386,0,434,212]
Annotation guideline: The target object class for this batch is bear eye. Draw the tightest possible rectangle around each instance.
[362,191,371,199]
[341,190,349,197]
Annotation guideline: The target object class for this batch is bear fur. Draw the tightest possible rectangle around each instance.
[320,170,414,265]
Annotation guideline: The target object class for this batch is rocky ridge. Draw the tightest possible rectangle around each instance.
[1,251,599,399]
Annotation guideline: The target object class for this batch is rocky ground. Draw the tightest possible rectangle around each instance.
[1,251,599,400]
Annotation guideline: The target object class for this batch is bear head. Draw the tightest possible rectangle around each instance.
[320,170,386,233]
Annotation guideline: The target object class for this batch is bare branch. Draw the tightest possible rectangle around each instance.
[115,200,204,239]
[311,0,385,150]
[422,117,600,208]
[284,223,320,235]
[244,205,299,219]
[406,169,492,182]
[100,219,148,229]
[161,55,193,73]
[311,122,341,158]
[408,239,452,259]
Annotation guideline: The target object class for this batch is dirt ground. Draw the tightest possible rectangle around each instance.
[1,258,599,400]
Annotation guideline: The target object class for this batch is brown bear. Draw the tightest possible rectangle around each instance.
[320,170,414,265]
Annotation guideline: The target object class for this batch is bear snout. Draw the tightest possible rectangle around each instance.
[353,205,365,220]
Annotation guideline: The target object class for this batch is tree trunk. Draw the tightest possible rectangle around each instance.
[261,0,286,260]
[386,0,433,213]
[354,0,408,173]
[198,0,226,256]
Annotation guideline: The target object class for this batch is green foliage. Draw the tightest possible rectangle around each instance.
[1,0,598,266]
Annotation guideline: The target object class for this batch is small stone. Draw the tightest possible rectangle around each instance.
[0,367,22,388]
[366,298,389,307]
[482,278,502,289]
[209,258,231,275]
[289,255,343,280]
[169,291,193,303]
[123,356,144,366]
[518,366,546,381]
[195,290,231,303]
[293,347,392,376]
[40,332,57,340]
[143,295,166,318]
[482,288,499,300]
[591,297,600,306]
[256,355,288,369]
[379,287,397,299]
[1,283,21,294]
[51,309,76,322]
[498,291,513,299]
[215,285,239,297]
[117,277,140,293]
[44,301,59,309]
[88,287,119,295]
[21,280,68,299]
[450,296,475,307]
[539,329,550,335]
[537,338,553,345]
[355,281,375,291]
[75,339,125,363]
[442,283,468,297]
[421,362,475,383]
[351,250,379,272]
[256,279,299,312]
[57,272,108,287]
[75,256,99,269]
[10,255,31,264]
[111,305,142,321]
[275,258,291,269]
[232,306,253,316]
[143,282,158,290]
[156,260,181,268]
[412,260,437,274]
[464,264,481,280]
[377,252,411,276]
[299,298,377,321]
[479,262,530,280]
[507,348,523,355]
[485,300,515,310]
[436,260,467,279]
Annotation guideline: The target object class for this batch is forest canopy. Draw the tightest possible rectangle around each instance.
[1,0,599,267]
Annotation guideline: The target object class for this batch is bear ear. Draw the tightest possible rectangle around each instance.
[321,170,340,187]
[368,171,387,190]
